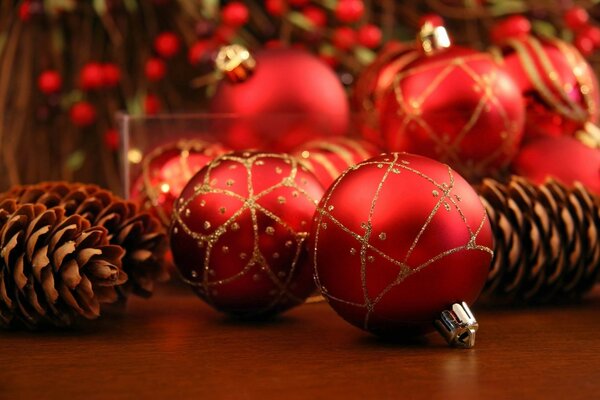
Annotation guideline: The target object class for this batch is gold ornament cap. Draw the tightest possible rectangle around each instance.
[434,302,479,349]
[418,22,451,55]
[215,44,257,83]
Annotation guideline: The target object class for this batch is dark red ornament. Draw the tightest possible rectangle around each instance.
[332,27,356,51]
[145,58,167,81]
[170,152,324,317]
[293,137,380,188]
[70,101,96,127]
[357,24,382,49]
[102,63,121,87]
[154,32,180,59]
[188,41,213,66]
[210,45,350,150]
[104,128,119,151]
[491,18,600,140]
[380,23,525,180]
[221,2,249,27]
[302,6,327,28]
[265,0,286,16]
[564,7,589,30]
[130,139,230,226]
[37,70,62,94]
[144,94,161,115]
[311,153,493,336]
[335,0,365,24]
[512,136,600,196]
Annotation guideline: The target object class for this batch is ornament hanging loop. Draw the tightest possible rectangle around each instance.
[418,23,451,55]
[434,302,479,349]
[215,44,256,83]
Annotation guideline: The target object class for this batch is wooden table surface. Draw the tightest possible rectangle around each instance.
[1,286,599,400]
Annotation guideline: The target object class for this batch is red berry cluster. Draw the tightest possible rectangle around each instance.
[564,7,600,56]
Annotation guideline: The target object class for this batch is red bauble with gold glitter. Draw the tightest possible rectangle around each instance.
[512,136,600,196]
[210,45,350,151]
[311,153,493,337]
[293,137,381,188]
[379,23,525,180]
[130,139,230,227]
[170,152,325,317]
[490,16,600,140]
[352,41,419,146]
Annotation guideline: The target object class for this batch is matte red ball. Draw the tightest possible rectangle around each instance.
[130,140,230,226]
[335,0,365,24]
[564,7,589,30]
[79,62,104,90]
[492,33,599,139]
[512,136,600,196]
[37,70,62,94]
[210,48,350,150]
[154,32,180,59]
[145,58,167,81]
[357,24,382,49]
[265,0,286,16]
[144,94,161,115]
[188,41,213,66]
[70,101,96,127]
[489,15,531,45]
[170,152,325,317]
[380,45,525,180]
[221,2,249,27]
[302,6,327,28]
[332,27,356,50]
[293,137,380,188]
[102,63,121,87]
[311,153,493,335]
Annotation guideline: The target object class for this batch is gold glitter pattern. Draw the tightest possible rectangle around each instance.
[172,152,319,316]
[312,153,493,330]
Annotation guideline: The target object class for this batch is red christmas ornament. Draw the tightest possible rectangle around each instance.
[332,27,356,51]
[302,6,327,28]
[564,7,589,30]
[130,139,230,226]
[170,152,324,317]
[188,41,213,66]
[311,153,493,339]
[154,32,180,59]
[37,70,62,94]
[512,136,600,196]
[352,41,419,146]
[69,101,96,127]
[18,1,32,21]
[491,18,600,140]
[221,2,249,27]
[335,0,365,24]
[293,137,380,188]
[144,94,161,115]
[145,58,167,81]
[102,63,121,87]
[104,128,119,151]
[210,45,350,150]
[79,62,104,91]
[265,0,286,17]
[357,24,382,49]
[380,23,525,180]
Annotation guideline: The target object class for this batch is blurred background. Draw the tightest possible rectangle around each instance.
[1,0,599,193]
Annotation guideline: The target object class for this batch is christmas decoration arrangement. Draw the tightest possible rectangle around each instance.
[1,2,600,348]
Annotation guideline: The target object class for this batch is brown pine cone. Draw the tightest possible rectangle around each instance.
[0,199,126,328]
[0,182,169,299]
[478,176,600,303]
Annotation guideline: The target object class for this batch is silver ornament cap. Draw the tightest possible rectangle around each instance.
[434,302,479,349]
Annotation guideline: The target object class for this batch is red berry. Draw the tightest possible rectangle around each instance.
[18,1,31,21]
[574,33,595,56]
[188,40,212,65]
[335,0,364,24]
[104,128,120,151]
[490,15,531,45]
[144,94,161,115]
[70,101,97,127]
[288,0,309,7]
[303,6,327,28]
[332,27,356,51]
[214,25,237,44]
[145,58,167,81]
[564,7,589,30]
[221,2,249,28]
[580,25,600,47]
[418,14,444,28]
[265,0,286,16]
[357,24,382,48]
[37,70,62,94]
[79,62,104,90]
[102,63,121,87]
[154,32,180,59]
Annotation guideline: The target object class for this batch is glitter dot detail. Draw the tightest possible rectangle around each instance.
[275,167,283,174]
[278,196,286,204]
[321,222,328,229]
[190,271,198,278]
[203,221,211,230]
[185,209,191,217]
[379,232,387,241]
[231,222,240,231]
[200,200,206,207]
[226,179,234,187]
[444,202,451,212]
[272,252,280,259]
[432,190,439,197]
[350,248,357,255]
[240,252,247,260]
[222,246,229,254]
[328,205,334,211]
[368,256,375,263]
[219,207,226,214]
[173,227,179,234]
[266,226,275,235]
[285,240,293,248]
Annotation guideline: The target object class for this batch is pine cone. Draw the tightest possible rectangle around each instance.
[478,176,600,303]
[0,182,169,298]
[0,199,126,328]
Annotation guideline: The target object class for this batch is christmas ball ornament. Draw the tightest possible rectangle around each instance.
[37,70,62,94]
[144,94,161,115]
[102,63,121,87]
[352,41,419,146]
[145,58,167,81]
[293,137,380,188]
[69,101,96,127]
[79,62,105,90]
[311,153,493,346]
[210,45,350,151]
[170,152,324,317]
[380,22,525,180]
[512,136,600,196]
[490,16,600,140]
[154,32,180,59]
[221,2,249,27]
[130,139,230,227]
